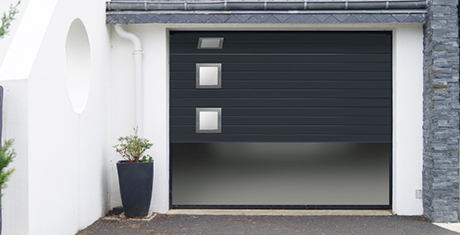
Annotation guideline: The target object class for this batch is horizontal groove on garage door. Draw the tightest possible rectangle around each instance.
[171,116,391,125]
[171,72,391,80]
[171,81,391,89]
[171,90,391,98]
[170,31,392,142]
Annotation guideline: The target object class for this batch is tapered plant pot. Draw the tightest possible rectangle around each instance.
[117,161,153,218]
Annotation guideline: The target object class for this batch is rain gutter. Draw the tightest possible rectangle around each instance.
[106,1,427,13]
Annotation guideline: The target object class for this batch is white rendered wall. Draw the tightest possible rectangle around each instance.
[109,24,424,215]
[392,25,424,215]
[1,79,28,235]
[28,0,111,234]
[110,25,170,213]
[1,0,111,235]
[0,1,57,234]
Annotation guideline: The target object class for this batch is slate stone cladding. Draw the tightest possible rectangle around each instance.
[423,0,460,223]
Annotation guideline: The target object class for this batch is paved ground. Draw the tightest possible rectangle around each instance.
[77,214,459,235]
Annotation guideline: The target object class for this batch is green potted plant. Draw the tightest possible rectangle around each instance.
[113,128,153,218]
[0,139,15,235]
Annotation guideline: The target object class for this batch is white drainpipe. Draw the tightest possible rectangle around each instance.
[114,24,144,137]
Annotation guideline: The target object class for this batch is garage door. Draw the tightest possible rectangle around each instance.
[170,31,392,209]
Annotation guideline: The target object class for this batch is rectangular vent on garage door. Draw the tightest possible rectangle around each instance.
[197,37,224,49]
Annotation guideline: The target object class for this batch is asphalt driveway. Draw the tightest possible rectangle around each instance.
[77,214,459,235]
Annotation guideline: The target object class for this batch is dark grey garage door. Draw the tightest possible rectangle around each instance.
[170,31,392,142]
[170,31,392,209]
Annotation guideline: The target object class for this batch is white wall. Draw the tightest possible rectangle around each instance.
[0,0,111,234]
[392,25,424,215]
[110,25,170,213]
[1,79,28,235]
[109,23,424,215]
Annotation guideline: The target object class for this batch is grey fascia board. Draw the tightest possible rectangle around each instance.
[107,1,427,12]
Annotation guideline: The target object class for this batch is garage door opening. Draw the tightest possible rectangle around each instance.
[171,143,390,208]
[170,31,392,209]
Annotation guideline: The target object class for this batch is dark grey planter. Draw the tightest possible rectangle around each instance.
[117,161,153,218]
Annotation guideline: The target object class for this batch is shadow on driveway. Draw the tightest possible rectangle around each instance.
[77,215,459,235]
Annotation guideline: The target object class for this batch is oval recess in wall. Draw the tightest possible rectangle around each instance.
[65,19,90,114]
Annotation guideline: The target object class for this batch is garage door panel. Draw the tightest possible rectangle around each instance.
[170,31,388,38]
[172,48,390,54]
[171,125,391,134]
[170,32,391,52]
[171,134,392,143]
[170,54,392,63]
[170,98,391,107]
[171,107,391,116]
[170,63,391,72]
[170,44,391,53]
[171,90,391,98]
[171,116,391,125]
[171,40,391,48]
[170,81,392,89]
[172,44,390,55]
[171,46,390,54]
[171,71,392,81]
[171,39,391,46]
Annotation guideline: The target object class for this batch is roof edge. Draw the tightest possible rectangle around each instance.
[106,1,427,13]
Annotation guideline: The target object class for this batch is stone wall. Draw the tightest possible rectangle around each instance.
[423,0,460,223]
